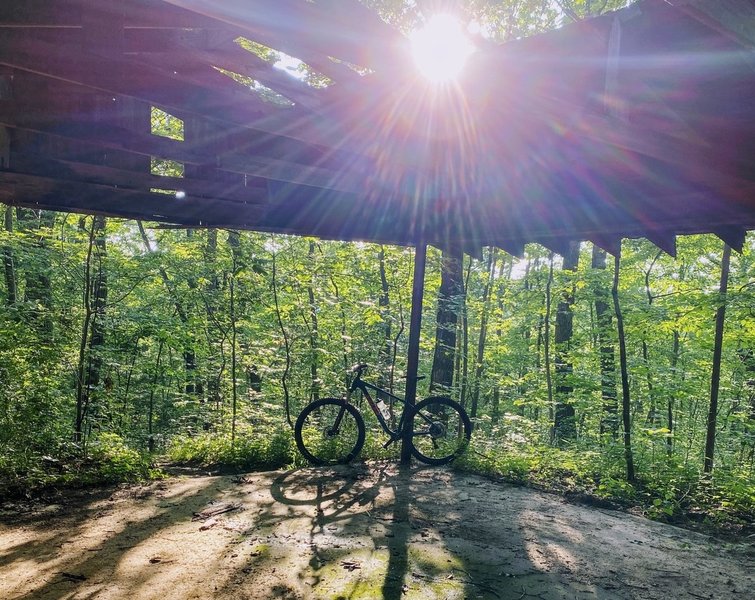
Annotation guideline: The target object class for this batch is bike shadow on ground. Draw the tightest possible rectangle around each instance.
[269,461,495,600]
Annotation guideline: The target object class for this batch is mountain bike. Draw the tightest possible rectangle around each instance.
[294,364,472,466]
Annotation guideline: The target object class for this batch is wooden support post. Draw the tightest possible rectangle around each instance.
[401,242,427,465]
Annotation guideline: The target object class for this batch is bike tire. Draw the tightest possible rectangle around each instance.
[294,398,366,466]
[409,396,472,465]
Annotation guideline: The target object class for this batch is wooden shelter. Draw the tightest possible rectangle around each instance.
[1,0,754,460]
[1,0,754,255]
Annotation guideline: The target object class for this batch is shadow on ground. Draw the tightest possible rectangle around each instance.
[1,463,752,599]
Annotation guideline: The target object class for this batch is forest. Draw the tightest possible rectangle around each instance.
[0,0,754,539]
[1,206,753,531]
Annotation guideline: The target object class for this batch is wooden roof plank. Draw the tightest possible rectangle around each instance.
[0,170,266,226]
[2,116,365,195]
[0,29,346,149]
[162,0,405,73]
[7,151,268,204]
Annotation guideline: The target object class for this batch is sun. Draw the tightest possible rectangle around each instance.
[410,14,475,83]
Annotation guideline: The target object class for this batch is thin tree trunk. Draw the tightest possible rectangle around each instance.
[430,248,463,394]
[668,328,680,456]
[228,231,240,444]
[459,258,472,409]
[137,221,197,397]
[593,245,618,439]
[307,241,319,402]
[120,335,140,428]
[271,245,293,427]
[612,251,636,483]
[643,251,662,424]
[75,218,98,444]
[148,339,164,452]
[544,253,555,437]
[704,243,732,473]
[83,215,107,431]
[329,273,350,389]
[377,246,392,388]
[3,206,16,305]
[470,248,498,419]
[554,242,580,444]
[18,209,55,340]
[204,229,221,406]
[491,257,509,424]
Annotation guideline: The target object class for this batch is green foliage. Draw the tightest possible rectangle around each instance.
[86,433,158,483]
[168,425,296,471]
[0,0,752,534]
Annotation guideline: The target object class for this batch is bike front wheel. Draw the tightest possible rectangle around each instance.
[410,396,472,465]
[294,398,366,466]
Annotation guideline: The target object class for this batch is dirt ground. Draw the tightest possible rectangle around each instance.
[1,463,753,600]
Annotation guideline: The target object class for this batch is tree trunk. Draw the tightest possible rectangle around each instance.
[75,217,101,443]
[271,245,293,427]
[704,243,732,473]
[458,258,472,408]
[307,241,319,402]
[430,248,463,394]
[18,209,55,340]
[228,231,240,443]
[643,251,662,424]
[470,248,498,419]
[147,339,164,452]
[491,257,511,424]
[544,253,555,436]
[137,221,198,398]
[668,328,680,456]
[612,251,636,483]
[593,245,618,439]
[2,205,16,305]
[553,242,580,444]
[377,246,392,388]
[83,215,108,432]
[204,229,221,407]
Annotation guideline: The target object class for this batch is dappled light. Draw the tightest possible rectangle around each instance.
[2,466,751,598]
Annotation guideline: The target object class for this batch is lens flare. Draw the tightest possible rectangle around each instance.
[410,14,475,83]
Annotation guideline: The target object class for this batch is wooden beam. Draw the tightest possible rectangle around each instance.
[495,240,525,258]
[162,0,405,74]
[538,238,573,258]
[677,0,755,48]
[0,0,82,28]
[125,38,326,111]
[643,230,677,257]
[713,225,747,253]
[0,106,367,195]
[0,29,347,149]
[7,151,268,204]
[0,125,9,169]
[589,234,622,257]
[0,170,265,227]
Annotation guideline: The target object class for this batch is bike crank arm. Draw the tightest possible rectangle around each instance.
[383,435,401,449]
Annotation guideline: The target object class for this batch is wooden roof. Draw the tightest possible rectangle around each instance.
[1,0,754,255]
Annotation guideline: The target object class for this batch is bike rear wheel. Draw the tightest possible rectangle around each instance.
[294,398,366,466]
[410,396,472,465]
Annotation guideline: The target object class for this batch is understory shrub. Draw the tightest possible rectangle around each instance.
[168,424,295,470]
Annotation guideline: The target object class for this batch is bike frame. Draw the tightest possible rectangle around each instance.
[348,375,408,447]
